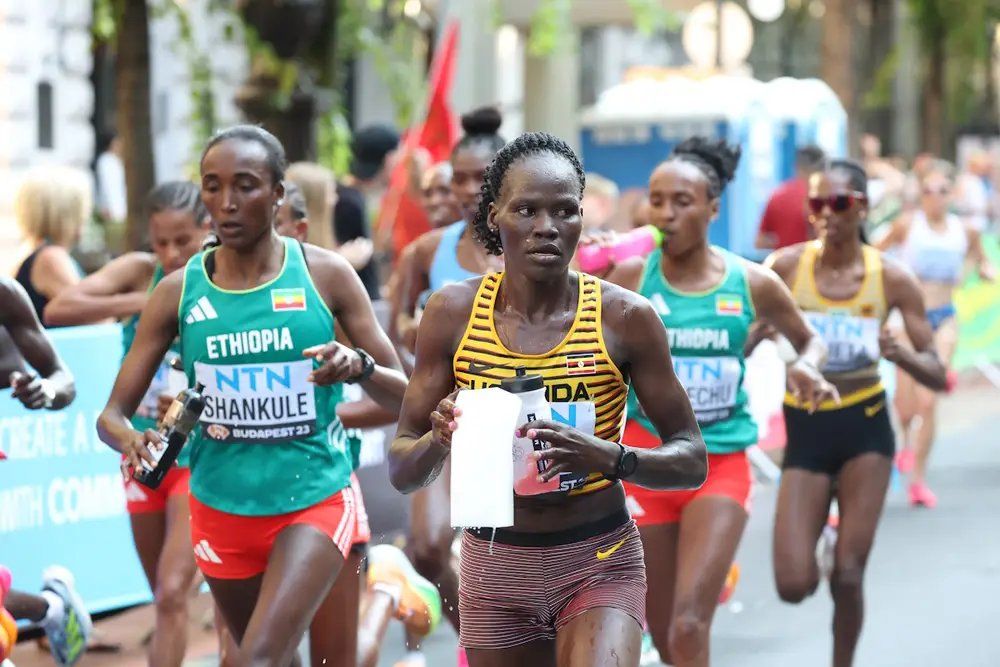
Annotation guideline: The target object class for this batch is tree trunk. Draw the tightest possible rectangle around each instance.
[921,24,946,155]
[115,0,156,252]
[821,0,856,151]
[234,0,332,162]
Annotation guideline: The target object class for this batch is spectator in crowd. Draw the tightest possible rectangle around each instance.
[756,145,826,250]
[582,172,620,232]
[95,133,128,255]
[12,166,90,325]
[336,125,400,300]
[954,150,996,232]
[95,133,126,223]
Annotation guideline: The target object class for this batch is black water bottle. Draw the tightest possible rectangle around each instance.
[134,382,206,489]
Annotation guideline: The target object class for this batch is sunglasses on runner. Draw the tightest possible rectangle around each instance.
[921,186,950,197]
[808,192,866,215]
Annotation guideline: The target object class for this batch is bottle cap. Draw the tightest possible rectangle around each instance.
[646,224,664,246]
[500,367,545,393]
[193,382,206,393]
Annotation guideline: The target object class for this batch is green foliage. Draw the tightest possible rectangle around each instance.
[862,46,900,111]
[906,0,1000,124]
[92,0,119,42]
[528,0,571,56]
[317,105,354,176]
[527,0,683,56]
[625,0,682,35]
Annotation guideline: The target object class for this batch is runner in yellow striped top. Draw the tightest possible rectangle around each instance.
[390,132,706,665]
[453,271,627,495]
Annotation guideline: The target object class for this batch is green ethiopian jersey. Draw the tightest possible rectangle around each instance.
[178,237,351,515]
[626,246,758,454]
[122,262,190,466]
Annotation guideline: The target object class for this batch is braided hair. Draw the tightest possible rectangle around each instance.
[828,158,870,243]
[665,137,742,200]
[472,132,586,256]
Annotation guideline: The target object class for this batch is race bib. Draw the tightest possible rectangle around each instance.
[673,356,742,426]
[195,359,316,443]
[549,401,598,493]
[805,311,880,374]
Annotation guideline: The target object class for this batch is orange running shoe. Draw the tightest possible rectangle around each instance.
[718,562,740,605]
[368,545,442,638]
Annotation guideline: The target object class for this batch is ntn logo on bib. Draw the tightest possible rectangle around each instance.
[195,359,316,443]
[673,356,741,424]
[804,311,880,373]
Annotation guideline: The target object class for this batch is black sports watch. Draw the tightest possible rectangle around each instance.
[347,348,376,384]
[612,443,638,480]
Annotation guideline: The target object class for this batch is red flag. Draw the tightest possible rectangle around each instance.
[417,20,460,162]
[377,21,461,259]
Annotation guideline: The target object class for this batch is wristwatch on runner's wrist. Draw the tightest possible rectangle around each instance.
[347,348,376,384]
[612,443,638,480]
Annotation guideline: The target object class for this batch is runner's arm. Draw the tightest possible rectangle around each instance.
[389,287,468,493]
[882,261,947,391]
[966,227,996,282]
[44,253,154,326]
[1,278,75,408]
[872,213,910,251]
[615,290,707,490]
[305,244,407,412]
[748,263,828,368]
[97,274,181,453]
[747,262,837,409]
[333,321,398,429]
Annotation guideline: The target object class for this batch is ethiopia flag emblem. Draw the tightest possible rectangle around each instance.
[271,288,307,312]
[715,295,743,316]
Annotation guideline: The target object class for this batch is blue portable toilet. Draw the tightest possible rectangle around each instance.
[761,77,848,182]
[579,76,847,259]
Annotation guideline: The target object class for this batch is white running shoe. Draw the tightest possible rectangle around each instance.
[639,631,662,666]
[40,566,92,667]
[816,510,839,581]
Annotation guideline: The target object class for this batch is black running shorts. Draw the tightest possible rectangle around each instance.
[782,390,894,476]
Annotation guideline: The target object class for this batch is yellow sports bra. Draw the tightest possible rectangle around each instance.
[788,241,888,406]
[453,272,628,496]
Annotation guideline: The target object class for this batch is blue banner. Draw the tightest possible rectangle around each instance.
[0,324,151,615]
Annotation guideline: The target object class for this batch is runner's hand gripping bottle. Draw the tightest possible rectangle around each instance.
[501,368,559,495]
[576,225,663,275]
[134,382,206,490]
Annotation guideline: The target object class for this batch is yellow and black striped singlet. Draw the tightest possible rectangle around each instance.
[453,272,628,496]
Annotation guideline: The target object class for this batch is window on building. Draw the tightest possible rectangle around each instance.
[37,81,54,149]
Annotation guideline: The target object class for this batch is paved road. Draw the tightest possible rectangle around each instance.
[13,385,999,667]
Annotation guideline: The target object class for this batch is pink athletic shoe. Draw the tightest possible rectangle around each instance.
[908,481,938,508]
[945,369,959,393]
[895,447,916,475]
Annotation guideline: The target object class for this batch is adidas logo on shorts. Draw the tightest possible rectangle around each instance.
[193,539,223,564]
[124,481,149,503]
[185,296,218,324]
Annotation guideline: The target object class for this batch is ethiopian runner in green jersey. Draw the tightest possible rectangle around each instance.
[601,138,836,667]
[48,181,209,667]
[99,126,408,667]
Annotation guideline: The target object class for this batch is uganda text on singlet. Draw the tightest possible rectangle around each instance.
[453,272,628,496]
[178,238,351,515]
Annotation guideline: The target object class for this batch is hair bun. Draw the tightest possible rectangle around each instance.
[460,106,503,137]
[674,137,742,189]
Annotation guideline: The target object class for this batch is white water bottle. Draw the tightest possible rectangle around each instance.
[501,368,559,496]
